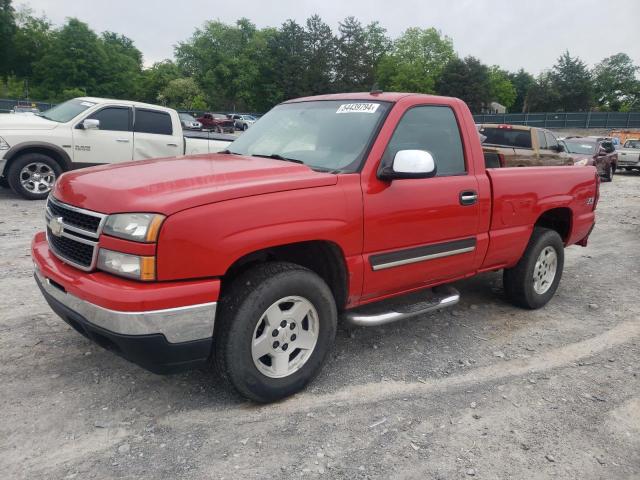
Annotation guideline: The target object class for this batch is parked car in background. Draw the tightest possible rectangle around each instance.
[178,112,202,131]
[196,113,235,133]
[232,114,257,131]
[11,106,40,115]
[0,97,232,199]
[615,138,640,172]
[478,124,572,168]
[32,92,599,402]
[561,137,617,181]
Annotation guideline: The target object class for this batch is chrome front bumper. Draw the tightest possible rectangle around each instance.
[35,267,217,343]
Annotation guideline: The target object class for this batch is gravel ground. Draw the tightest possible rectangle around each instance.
[0,172,639,480]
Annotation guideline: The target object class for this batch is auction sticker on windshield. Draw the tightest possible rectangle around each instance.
[336,103,380,114]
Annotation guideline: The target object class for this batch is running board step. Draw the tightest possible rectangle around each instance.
[344,285,460,327]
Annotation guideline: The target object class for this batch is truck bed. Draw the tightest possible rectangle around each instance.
[481,166,598,270]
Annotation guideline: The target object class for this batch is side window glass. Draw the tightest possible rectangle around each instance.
[537,130,548,149]
[545,132,559,150]
[134,109,173,135]
[382,106,466,176]
[88,107,130,132]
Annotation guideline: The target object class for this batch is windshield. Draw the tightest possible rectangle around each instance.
[623,140,640,149]
[478,127,532,148]
[564,141,596,155]
[228,100,390,172]
[40,99,95,123]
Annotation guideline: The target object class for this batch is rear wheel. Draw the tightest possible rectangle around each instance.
[215,262,337,402]
[243,123,249,131]
[7,153,62,200]
[503,227,564,309]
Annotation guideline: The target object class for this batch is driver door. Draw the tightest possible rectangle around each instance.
[361,105,481,301]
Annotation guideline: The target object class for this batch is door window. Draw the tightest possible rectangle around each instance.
[545,131,559,150]
[134,109,173,135]
[87,107,131,132]
[382,106,466,176]
[537,130,548,149]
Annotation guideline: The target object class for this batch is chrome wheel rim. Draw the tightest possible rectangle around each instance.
[533,246,557,294]
[251,296,319,379]
[20,162,56,194]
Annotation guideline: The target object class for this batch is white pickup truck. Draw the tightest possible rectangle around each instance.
[0,97,234,199]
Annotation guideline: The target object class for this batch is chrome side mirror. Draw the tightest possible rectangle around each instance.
[379,149,437,180]
[80,119,100,130]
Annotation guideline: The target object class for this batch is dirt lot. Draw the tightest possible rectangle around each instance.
[1,172,639,480]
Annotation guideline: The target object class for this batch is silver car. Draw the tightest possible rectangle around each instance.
[617,139,640,171]
[232,114,257,131]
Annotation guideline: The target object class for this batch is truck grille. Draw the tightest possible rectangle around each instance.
[45,197,106,271]
[47,227,95,268]
[47,198,101,232]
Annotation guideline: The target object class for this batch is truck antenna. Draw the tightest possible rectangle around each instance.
[370,84,383,95]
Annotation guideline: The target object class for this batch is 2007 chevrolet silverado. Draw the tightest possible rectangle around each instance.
[31,93,599,402]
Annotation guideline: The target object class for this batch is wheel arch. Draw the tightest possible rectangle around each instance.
[221,240,349,310]
[534,207,573,243]
[3,142,72,176]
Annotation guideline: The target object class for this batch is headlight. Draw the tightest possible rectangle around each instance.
[97,249,155,281]
[574,158,589,166]
[0,136,10,150]
[103,213,165,242]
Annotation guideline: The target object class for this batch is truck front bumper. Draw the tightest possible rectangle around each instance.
[32,232,219,373]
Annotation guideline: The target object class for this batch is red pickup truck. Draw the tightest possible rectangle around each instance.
[32,93,598,402]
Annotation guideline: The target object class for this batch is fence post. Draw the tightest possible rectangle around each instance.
[586,111,591,128]
[628,112,632,128]
[605,112,610,128]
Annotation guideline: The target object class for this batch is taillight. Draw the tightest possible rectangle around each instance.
[498,153,506,168]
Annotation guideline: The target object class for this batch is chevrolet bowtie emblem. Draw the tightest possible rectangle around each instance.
[49,216,64,237]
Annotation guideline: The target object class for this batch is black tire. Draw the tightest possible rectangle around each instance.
[214,262,337,403]
[7,153,62,200]
[602,164,613,182]
[0,177,9,189]
[503,227,564,310]
[243,123,248,131]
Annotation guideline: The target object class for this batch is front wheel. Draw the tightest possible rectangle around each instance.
[503,227,564,309]
[215,262,337,402]
[7,153,62,200]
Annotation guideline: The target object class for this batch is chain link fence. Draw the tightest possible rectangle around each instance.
[473,111,640,129]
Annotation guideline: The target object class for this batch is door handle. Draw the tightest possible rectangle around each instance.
[459,190,478,206]
[167,143,178,147]
[116,139,130,143]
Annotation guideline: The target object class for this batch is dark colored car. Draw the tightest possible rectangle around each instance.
[562,138,618,182]
[196,113,235,133]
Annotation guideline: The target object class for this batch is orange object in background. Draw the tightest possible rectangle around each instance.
[610,130,640,144]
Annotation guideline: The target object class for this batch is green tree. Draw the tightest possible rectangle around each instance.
[31,18,108,100]
[176,18,262,110]
[524,72,561,112]
[592,53,639,111]
[268,20,307,101]
[100,32,143,99]
[334,17,370,91]
[551,51,593,111]
[377,27,454,93]
[158,77,206,109]
[139,60,182,103]
[488,66,516,109]
[436,56,491,113]
[303,14,335,95]
[0,0,16,79]
[507,69,535,113]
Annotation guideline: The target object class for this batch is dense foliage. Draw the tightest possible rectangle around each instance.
[1,1,638,113]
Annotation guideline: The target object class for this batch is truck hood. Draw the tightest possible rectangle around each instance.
[0,114,59,131]
[52,154,339,215]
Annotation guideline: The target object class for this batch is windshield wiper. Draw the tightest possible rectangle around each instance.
[250,153,304,164]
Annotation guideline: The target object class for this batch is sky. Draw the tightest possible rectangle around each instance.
[20,0,640,74]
